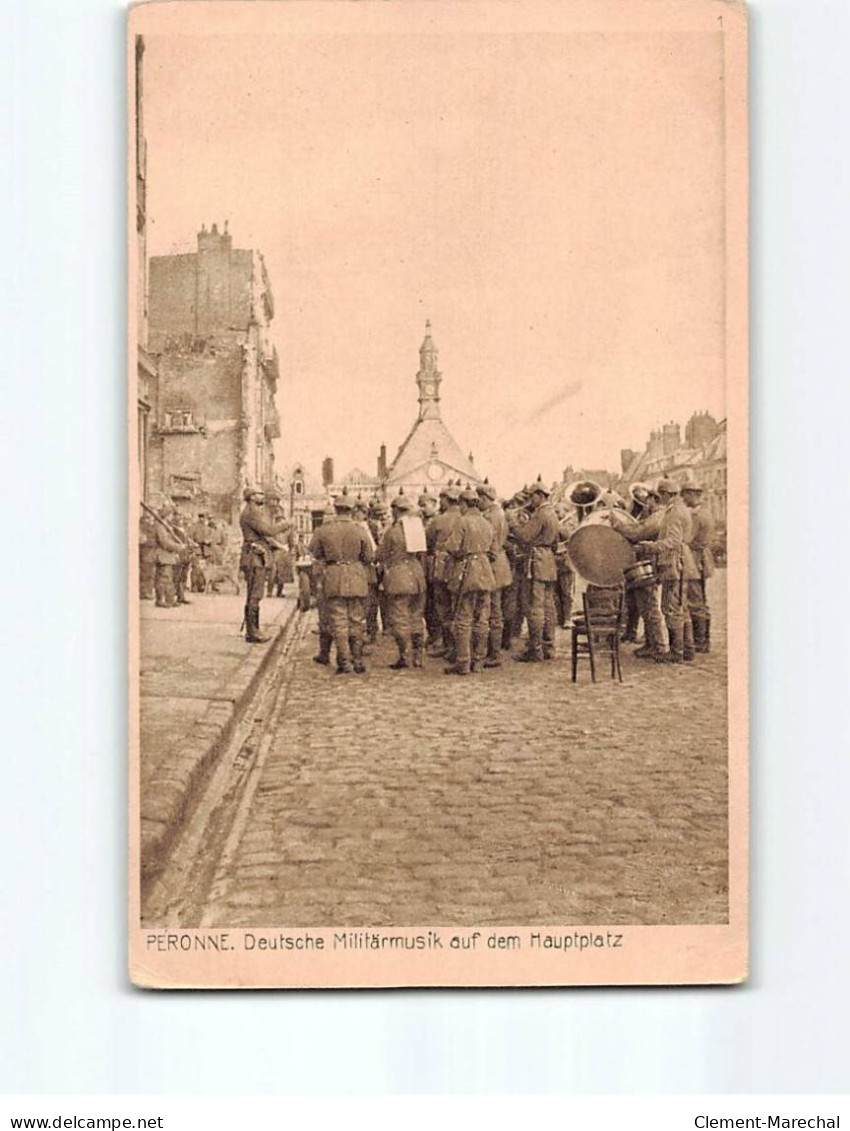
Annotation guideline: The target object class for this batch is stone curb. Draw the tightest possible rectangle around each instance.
[140,603,300,883]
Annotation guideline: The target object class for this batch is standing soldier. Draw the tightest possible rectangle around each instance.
[418,489,441,649]
[310,502,337,665]
[239,486,292,644]
[426,483,463,660]
[443,487,495,675]
[366,499,390,640]
[681,478,715,652]
[553,502,577,629]
[189,511,210,593]
[308,489,373,674]
[626,478,697,663]
[169,507,193,606]
[139,508,157,600]
[477,480,511,668]
[512,478,559,662]
[610,494,670,662]
[153,506,184,608]
[377,494,427,670]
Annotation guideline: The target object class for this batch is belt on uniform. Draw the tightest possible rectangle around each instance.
[327,559,358,565]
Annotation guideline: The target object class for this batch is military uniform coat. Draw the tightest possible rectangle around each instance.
[426,508,464,583]
[240,503,289,569]
[482,502,513,589]
[154,521,185,565]
[513,501,559,581]
[308,516,373,598]
[444,512,496,593]
[688,506,715,578]
[377,522,427,595]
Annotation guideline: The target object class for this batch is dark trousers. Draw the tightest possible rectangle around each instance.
[244,565,267,614]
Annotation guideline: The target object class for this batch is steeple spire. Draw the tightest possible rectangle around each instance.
[416,319,442,421]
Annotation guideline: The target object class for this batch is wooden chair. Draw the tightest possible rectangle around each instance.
[571,587,624,683]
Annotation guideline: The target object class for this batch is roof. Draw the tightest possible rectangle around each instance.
[385,416,480,485]
[338,466,381,487]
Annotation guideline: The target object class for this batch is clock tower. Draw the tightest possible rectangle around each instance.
[416,320,442,421]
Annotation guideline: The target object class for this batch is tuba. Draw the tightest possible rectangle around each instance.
[629,481,656,510]
[566,480,603,509]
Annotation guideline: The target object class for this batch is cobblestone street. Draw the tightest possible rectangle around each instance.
[193,575,728,928]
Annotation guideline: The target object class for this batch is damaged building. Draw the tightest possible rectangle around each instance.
[146,222,281,522]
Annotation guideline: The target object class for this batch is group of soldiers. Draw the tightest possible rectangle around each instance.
[139,503,228,607]
[235,472,715,675]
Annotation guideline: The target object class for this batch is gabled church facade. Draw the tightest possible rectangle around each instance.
[382,322,483,497]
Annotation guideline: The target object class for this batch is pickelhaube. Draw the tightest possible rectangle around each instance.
[334,486,354,511]
[460,486,479,505]
[443,484,461,503]
[243,486,261,501]
[391,494,415,512]
[531,475,551,497]
[477,477,497,501]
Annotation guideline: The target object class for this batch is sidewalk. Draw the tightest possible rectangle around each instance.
[139,591,297,880]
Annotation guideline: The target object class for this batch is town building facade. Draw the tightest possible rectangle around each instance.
[146,224,281,522]
[619,411,728,525]
[135,35,158,502]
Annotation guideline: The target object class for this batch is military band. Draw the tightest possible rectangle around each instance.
[139,470,718,675]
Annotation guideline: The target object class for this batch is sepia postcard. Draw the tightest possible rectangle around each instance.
[128,0,748,989]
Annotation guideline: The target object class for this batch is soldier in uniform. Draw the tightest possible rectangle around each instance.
[681,478,715,652]
[501,492,526,649]
[553,503,577,629]
[376,494,427,670]
[308,489,373,674]
[239,486,292,644]
[477,480,512,667]
[366,499,390,640]
[443,487,496,675]
[139,509,157,600]
[610,494,669,661]
[153,508,184,608]
[425,483,463,660]
[418,489,441,648]
[189,511,210,592]
[617,478,696,663]
[511,478,559,662]
[310,501,336,664]
[168,507,193,605]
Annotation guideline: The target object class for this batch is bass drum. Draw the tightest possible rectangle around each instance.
[567,524,636,587]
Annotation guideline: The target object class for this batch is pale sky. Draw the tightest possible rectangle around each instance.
[144,29,726,494]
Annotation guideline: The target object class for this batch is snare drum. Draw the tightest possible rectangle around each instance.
[624,561,656,589]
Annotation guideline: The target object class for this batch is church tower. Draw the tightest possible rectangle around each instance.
[382,320,483,496]
[416,320,442,421]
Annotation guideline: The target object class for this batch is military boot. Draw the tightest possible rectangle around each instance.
[667,623,684,663]
[389,640,410,670]
[411,635,424,669]
[313,631,332,665]
[682,619,696,662]
[514,627,543,662]
[693,614,710,653]
[247,607,271,644]
[351,638,366,675]
[484,630,503,668]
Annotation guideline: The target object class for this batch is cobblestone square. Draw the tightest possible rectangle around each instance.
[198,576,728,928]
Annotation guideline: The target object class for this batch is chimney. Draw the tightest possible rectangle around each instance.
[377,443,387,479]
[322,457,334,487]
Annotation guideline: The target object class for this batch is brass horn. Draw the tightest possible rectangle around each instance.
[629,481,657,509]
[567,479,603,508]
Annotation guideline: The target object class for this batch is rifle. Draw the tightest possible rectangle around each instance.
[140,498,183,543]
[451,554,472,623]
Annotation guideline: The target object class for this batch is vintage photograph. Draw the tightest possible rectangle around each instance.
[129,0,747,987]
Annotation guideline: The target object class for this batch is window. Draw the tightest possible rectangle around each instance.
[294,481,304,495]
